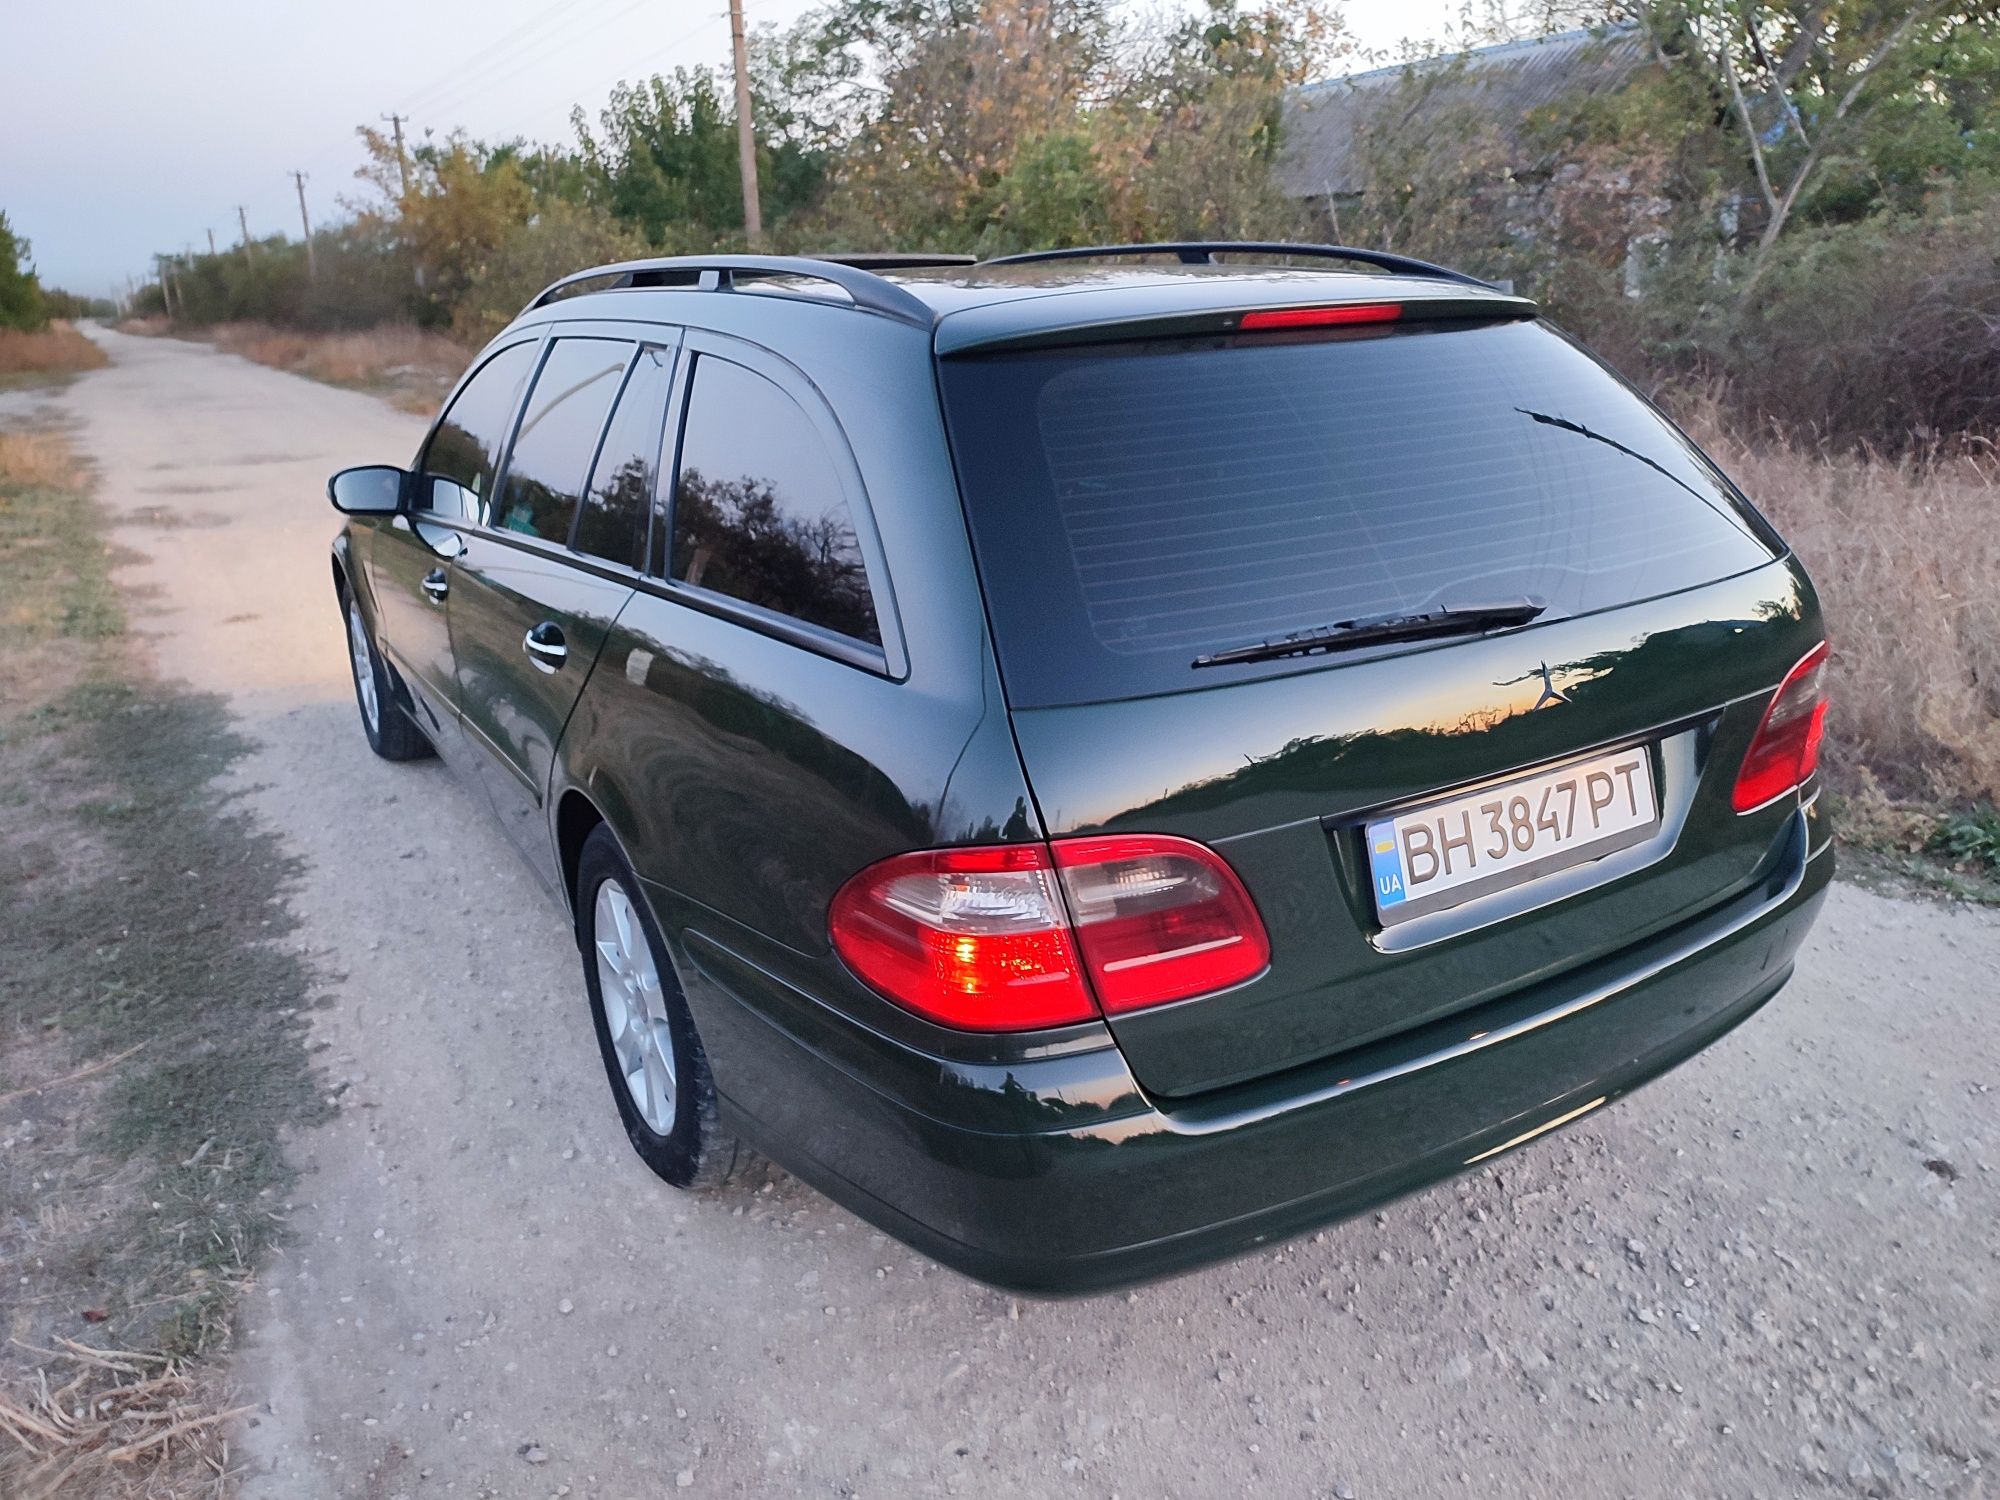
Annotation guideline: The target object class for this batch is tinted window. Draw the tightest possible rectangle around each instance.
[491,338,628,544]
[420,341,536,521]
[670,356,879,645]
[575,345,673,568]
[940,319,1776,706]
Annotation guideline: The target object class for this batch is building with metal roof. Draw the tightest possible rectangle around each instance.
[1278,24,1655,202]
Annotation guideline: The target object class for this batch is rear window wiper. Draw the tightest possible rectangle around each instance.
[1191,598,1547,669]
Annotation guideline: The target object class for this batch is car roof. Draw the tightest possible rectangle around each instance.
[873,262,1468,313]
[518,258,1535,356]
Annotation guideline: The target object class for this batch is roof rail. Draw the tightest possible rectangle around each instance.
[811,252,977,270]
[522,254,935,328]
[978,242,1495,289]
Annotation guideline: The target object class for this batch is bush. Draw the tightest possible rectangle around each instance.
[1719,207,2000,451]
[452,200,646,345]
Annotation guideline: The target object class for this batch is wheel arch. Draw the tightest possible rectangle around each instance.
[555,788,606,920]
[553,775,651,924]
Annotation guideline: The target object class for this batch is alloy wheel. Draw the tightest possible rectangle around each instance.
[593,879,677,1134]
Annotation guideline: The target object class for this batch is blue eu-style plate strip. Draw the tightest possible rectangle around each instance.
[1366,819,1406,910]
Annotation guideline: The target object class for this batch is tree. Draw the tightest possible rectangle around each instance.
[0,211,48,331]
[353,127,536,319]
[1636,0,2000,293]
[572,66,826,248]
[800,0,1116,245]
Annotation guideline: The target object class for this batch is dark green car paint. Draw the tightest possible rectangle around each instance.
[331,261,1832,1293]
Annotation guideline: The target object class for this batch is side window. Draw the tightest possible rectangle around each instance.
[574,345,673,568]
[419,342,536,522]
[489,338,628,544]
[669,356,881,646]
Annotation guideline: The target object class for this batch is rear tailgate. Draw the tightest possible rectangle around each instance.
[939,307,1818,1097]
[1007,560,1819,1095]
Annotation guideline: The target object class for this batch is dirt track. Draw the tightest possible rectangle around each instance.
[50,327,2000,1497]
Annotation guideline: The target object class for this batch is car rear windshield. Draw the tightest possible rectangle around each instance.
[938,318,1777,707]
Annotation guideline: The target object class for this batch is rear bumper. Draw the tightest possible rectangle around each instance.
[694,808,1831,1295]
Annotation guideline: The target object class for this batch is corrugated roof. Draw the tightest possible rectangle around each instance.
[1278,24,1653,198]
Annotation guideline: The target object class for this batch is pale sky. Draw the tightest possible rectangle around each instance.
[1,0,1460,297]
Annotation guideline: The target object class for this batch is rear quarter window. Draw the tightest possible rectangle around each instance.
[668,354,881,646]
[940,318,1777,707]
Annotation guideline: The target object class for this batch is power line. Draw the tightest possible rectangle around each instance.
[394,0,630,117]
[499,12,729,142]
[408,0,663,128]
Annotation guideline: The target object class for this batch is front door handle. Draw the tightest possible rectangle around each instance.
[523,622,568,673]
[421,569,449,603]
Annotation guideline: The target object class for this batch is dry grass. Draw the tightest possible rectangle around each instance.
[0,432,78,489]
[1,426,321,1497]
[1695,421,2000,806]
[206,320,469,408]
[0,323,108,381]
[0,1343,245,1498]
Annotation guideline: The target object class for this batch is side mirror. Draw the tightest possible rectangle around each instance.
[328,465,406,515]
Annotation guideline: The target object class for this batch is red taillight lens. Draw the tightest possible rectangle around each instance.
[1732,642,1831,813]
[1053,835,1271,1013]
[829,836,1270,1030]
[1238,303,1402,330]
[827,845,1097,1031]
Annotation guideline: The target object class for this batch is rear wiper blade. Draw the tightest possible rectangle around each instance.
[1191,598,1547,669]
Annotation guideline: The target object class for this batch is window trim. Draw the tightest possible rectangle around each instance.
[653,329,908,680]
[487,332,635,546]
[412,333,545,522]
[566,339,678,571]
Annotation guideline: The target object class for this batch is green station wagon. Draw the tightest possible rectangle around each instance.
[328,245,1833,1293]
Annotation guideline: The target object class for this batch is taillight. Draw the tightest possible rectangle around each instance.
[827,846,1096,1031]
[829,836,1269,1031]
[1052,835,1270,1013]
[1238,303,1402,330]
[1732,642,1831,813]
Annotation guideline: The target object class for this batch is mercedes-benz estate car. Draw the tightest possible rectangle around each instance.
[327,244,1832,1293]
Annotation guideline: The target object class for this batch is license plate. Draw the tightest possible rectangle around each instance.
[1366,746,1660,926]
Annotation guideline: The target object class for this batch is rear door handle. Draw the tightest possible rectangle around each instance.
[421,569,449,603]
[523,622,568,673]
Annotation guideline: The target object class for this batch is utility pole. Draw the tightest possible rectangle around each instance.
[206,226,217,256]
[291,171,317,278]
[381,111,412,198]
[237,204,255,265]
[727,0,763,248]
[155,254,177,319]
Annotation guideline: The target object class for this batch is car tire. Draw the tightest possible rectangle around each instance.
[576,825,740,1190]
[342,585,432,762]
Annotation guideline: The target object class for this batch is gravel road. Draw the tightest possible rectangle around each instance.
[46,327,2000,1498]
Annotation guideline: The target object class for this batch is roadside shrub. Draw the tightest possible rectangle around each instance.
[1928,804,2000,873]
